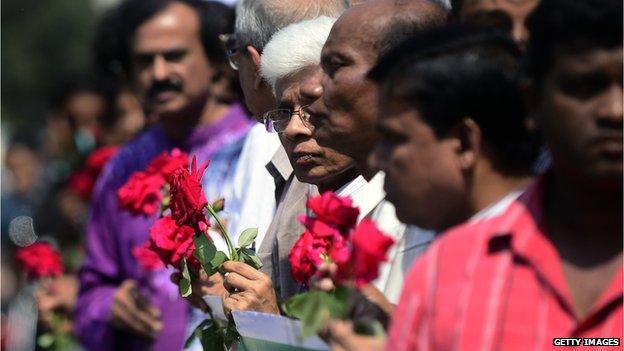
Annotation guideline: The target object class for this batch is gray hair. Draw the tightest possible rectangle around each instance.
[235,0,348,51]
[261,16,337,93]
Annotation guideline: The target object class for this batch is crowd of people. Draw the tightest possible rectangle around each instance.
[2,0,621,350]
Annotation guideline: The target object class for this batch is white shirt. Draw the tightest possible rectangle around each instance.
[226,123,282,249]
[340,172,431,304]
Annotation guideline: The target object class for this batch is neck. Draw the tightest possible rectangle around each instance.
[468,162,533,217]
[160,95,230,142]
[546,168,623,248]
[317,167,360,193]
[354,157,376,181]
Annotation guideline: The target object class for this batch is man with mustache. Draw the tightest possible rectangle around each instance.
[74,1,252,350]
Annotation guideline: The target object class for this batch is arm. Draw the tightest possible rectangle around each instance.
[73,174,121,351]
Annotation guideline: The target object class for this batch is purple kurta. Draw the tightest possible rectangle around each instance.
[75,104,252,351]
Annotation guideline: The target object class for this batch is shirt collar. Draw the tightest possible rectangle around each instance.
[350,171,387,221]
[266,146,293,183]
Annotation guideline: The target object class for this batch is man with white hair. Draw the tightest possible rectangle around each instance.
[257,15,414,318]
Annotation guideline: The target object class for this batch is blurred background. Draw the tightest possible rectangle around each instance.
[2,0,147,348]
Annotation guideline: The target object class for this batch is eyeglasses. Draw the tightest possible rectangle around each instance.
[219,33,242,70]
[263,105,312,133]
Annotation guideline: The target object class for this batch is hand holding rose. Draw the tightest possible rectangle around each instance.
[222,261,280,315]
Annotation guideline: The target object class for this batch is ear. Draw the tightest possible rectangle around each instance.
[246,45,264,90]
[449,117,481,172]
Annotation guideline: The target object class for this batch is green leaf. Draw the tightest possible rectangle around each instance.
[283,288,353,339]
[237,228,258,248]
[282,291,330,338]
[37,333,55,349]
[200,323,226,351]
[210,251,228,269]
[223,320,240,348]
[184,319,212,348]
[179,258,192,297]
[240,248,263,269]
[193,234,218,276]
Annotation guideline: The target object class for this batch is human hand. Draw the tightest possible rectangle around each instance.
[310,262,338,292]
[170,269,226,312]
[321,320,385,351]
[110,280,162,338]
[221,261,280,315]
[35,275,78,332]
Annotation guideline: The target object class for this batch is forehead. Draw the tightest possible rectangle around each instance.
[322,6,388,62]
[132,2,201,52]
[276,67,316,105]
[464,0,539,14]
[552,45,623,74]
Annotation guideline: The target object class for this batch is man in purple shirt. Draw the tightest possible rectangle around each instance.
[74,1,252,350]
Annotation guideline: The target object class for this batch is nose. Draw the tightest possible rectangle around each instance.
[597,83,623,124]
[152,55,170,81]
[283,110,313,141]
[512,22,529,50]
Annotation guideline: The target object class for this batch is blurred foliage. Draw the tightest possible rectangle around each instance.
[1,0,97,130]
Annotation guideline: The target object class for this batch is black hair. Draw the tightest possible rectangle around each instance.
[526,0,623,86]
[369,25,539,174]
[112,0,234,76]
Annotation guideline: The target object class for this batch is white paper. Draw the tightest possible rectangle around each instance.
[202,295,228,325]
[232,311,329,350]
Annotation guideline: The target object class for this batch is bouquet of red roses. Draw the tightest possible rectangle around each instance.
[15,242,78,351]
[283,192,395,338]
[119,149,262,349]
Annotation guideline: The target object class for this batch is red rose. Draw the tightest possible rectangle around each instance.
[67,146,119,200]
[169,157,209,227]
[117,172,164,215]
[307,192,360,232]
[85,145,118,173]
[299,215,344,238]
[289,231,318,284]
[148,216,200,270]
[338,219,395,287]
[15,242,64,280]
[146,148,189,182]
[132,242,164,271]
[67,170,94,200]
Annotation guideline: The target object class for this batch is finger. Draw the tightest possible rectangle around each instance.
[326,320,356,348]
[221,261,262,280]
[114,291,161,335]
[111,302,155,337]
[223,272,253,292]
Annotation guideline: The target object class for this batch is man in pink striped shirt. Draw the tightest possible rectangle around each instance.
[383,0,623,350]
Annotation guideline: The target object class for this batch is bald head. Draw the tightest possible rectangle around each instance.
[330,0,449,61]
[309,0,448,175]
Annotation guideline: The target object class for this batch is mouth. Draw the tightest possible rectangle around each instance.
[151,90,179,103]
[291,151,320,167]
[588,134,623,162]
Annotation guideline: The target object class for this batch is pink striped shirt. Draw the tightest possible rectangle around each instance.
[386,177,623,351]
